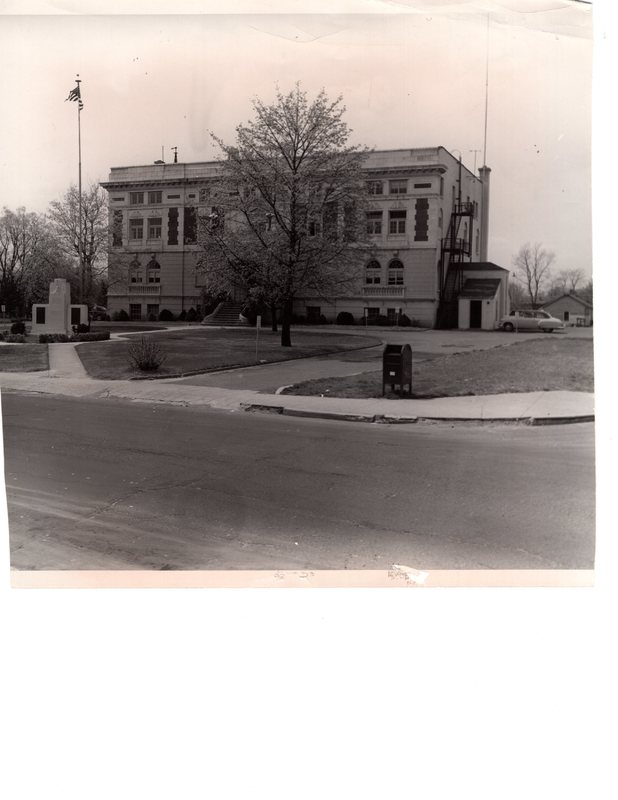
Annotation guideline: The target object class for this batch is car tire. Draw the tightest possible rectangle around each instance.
[503,322,514,332]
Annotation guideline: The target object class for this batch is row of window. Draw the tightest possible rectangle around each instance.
[367,179,432,196]
[123,180,436,207]
[307,306,403,322]
[129,256,161,283]
[128,217,163,240]
[365,259,404,286]
[367,201,429,240]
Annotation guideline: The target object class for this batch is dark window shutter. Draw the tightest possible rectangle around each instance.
[414,198,429,241]
[168,207,178,245]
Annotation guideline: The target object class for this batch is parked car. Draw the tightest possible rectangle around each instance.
[90,305,108,321]
[497,310,564,333]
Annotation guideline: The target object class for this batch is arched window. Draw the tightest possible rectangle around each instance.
[365,260,381,285]
[129,257,142,284]
[388,259,404,286]
[146,254,161,284]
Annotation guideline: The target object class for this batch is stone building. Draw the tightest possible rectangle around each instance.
[101,147,506,327]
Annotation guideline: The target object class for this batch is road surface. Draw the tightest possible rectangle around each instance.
[2,392,595,570]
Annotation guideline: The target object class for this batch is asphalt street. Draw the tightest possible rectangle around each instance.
[3,392,595,571]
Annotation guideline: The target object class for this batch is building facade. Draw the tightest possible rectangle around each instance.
[101,147,502,327]
[541,293,593,327]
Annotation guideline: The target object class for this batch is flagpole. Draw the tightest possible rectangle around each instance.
[76,76,84,304]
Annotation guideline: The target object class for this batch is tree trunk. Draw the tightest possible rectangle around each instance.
[280,297,293,347]
[270,303,278,332]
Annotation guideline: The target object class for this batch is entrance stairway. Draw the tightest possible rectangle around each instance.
[201,302,246,326]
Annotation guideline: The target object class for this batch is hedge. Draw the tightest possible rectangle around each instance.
[38,332,110,343]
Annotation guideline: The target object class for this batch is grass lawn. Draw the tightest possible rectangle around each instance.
[0,344,49,372]
[76,328,381,380]
[282,337,594,398]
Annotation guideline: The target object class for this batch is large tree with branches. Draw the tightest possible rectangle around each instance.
[0,206,73,316]
[196,84,370,346]
[512,242,555,307]
[48,182,108,305]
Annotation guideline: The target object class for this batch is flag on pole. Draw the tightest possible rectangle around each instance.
[66,83,83,110]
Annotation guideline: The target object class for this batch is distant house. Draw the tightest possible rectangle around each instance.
[541,293,593,327]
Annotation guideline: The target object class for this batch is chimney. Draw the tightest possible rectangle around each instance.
[478,166,491,262]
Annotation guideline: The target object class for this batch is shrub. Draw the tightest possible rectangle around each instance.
[177,310,187,321]
[0,331,4,341]
[72,323,90,334]
[159,308,174,321]
[148,313,157,322]
[113,309,130,321]
[10,321,26,335]
[5,334,26,343]
[127,336,166,371]
[186,307,197,322]
[72,332,110,342]
[336,311,355,325]
[39,333,69,343]
[398,313,411,327]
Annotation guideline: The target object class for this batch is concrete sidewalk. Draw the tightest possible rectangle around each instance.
[0,341,595,425]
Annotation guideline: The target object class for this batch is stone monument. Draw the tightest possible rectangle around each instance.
[31,279,89,335]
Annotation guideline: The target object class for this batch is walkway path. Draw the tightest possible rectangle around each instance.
[0,327,595,425]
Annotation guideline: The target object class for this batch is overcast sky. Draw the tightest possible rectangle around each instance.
[0,1,593,276]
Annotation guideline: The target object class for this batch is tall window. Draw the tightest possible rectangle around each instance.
[148,191,162,204]
[389,180,407,195]
[184,207,197,244]
[388,259,404,286]
[365,260,381,285]
[367,181,383,195]
[130,192,144,205]
[129,258,142,283]
[146,255,161,283]
[389,210,406,235]
[129,218,144,240]
[147,217,162,240]
[366,211,382,235]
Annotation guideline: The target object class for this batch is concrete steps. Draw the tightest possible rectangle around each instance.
[201,302,246,326]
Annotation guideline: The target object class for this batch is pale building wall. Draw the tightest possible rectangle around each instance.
[542,295,592,325]
[102,147,486,326]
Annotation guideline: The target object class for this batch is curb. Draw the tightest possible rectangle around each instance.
[240,402,594,426]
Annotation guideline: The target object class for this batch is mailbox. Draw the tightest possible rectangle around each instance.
[382,344,412,397]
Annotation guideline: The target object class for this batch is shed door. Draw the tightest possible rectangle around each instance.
[470,300,482,329]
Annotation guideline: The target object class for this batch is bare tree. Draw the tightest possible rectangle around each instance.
[551,268,584,296]
[0,207,72,316]
[48,182,108,305]
[197,84,370,346]
[512,242,555,307]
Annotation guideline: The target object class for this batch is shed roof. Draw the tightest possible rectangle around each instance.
[542,293,593,310]
[460,278,501,299]
[463,262,509,273]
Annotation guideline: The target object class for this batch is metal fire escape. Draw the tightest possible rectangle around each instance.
[436,159,475,329]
